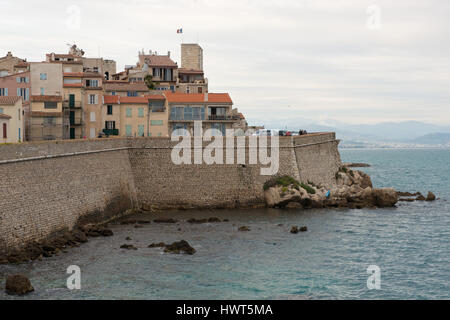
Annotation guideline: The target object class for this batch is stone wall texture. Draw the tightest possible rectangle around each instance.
[0,132,341,252]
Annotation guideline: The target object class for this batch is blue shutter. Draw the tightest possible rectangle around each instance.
[16,77,20,83]
[26,88,29,101]
[5,88,8,96]
[201,106,205,120]
[17,88,21,96]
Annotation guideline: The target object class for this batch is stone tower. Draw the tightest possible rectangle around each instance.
[181,44,203,71]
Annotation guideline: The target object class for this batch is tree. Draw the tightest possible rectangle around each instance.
[144,74,159,90]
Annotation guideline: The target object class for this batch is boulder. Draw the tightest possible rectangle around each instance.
[5,275,34,295]
[290,226,299,234]
[285,202,303,209]
[164,240,196,255]
[426,192,436,201]
[148,242,166,248]
[416,194,426,201]
[264,186,302,208]
[357,171,373,189]
[238,226,250,232]
[372,188,398,207]
[299,226,308,232]
[120,244,137,250]
[153,218,178,224]
[99,228,113,237]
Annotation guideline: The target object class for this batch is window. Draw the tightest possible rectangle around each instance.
[17,88,29,101]
[211,123,226,136]
[0,108,3,113]
[0,88,7,96]
[138,125,145,137]
[150,101,165,112]
[40,73,47,80]
[40,88,44,95]
[107,105,113,115]
[125,125,132,136]
[138,108,144,117]
[89,94,98,104]
[64,67,72,73]
[90,128,96,138]
[86,79,99,87]
[186,86,190,94]
[44,101,57,109]
[127,91,138,97]
[105,121,115,129]
[43,117,56,125]
[16,77,28,83]
[2,123,6,139]
[150,120,163,126]
[111,91,116,96]
[90,112,96,122]
[126,108,132,117]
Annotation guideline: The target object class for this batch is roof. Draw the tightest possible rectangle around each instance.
[103,94,165,105]
[103,82,149,92]
[0,96,21,105]
[0,113,11,119]
[178,68,204,75]
[140,54,177,67]
[30,95,62,102]
[164,92,232,104]
[30,111,62,117]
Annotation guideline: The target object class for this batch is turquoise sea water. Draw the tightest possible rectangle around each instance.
[0,148,449,300]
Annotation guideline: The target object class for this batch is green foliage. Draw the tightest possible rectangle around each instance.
[263,175,300,191]
[144,74,159,90]
[263,175,316,194]
[300,183,316,194]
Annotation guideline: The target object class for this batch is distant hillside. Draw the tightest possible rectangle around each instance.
[411,132,450,145]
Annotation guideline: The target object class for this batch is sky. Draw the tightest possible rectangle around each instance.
[1,0,449,127]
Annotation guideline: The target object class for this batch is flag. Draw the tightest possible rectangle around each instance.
[177,28,183,34]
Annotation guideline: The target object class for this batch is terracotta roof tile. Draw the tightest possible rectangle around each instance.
[0,96,21,105]
[164,92,232,104]
[140,54,177,67]
[30,95,62,102]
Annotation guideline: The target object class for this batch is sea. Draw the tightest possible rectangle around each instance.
[0,148,449,300]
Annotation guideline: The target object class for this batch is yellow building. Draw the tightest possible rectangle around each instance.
[0,96,23,143]
[102,95,167,137]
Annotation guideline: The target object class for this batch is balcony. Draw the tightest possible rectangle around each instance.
[103,129,119,136]
[208,115,237,121]
[63,101,82,109]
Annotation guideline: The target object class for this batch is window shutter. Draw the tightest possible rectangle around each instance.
[26,88,29,101]
[95,95,98,104]
[5,88,8,96]
[17,88,21,96]
[16,77,20,83]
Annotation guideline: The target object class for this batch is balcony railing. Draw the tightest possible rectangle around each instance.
[63,101,82,109]
[70,117,82,126]
[103,129,119,136]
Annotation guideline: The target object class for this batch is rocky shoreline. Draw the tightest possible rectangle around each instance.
[264,167,436,210]
[1,167,437,267]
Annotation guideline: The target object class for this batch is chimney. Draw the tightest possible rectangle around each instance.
[204,92,208,102]
[7,51,12,57]
[167,51,171,57]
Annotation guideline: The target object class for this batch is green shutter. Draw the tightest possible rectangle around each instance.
[138,125,144,136]
[126,108,132,117]
[138,108,144,117]
[125,125,132,136]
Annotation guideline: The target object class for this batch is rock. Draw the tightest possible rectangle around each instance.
[238,226,250,232]
[290,226,299,234]
[187,218,208,224]
[372,188,398,207]
[120,244,137,250]
[299,226,308,232]
[134,224,144,228]
[343,162,371,168]
[125,237,132,241]
[223,219,230,222]
[416,194,426,201]
[285,202,303,209]
[42,245,55,252]
[99,229,113,237]
[208,217,222,223]
[426,192,436,201]
[264,185,302,208]
[356,171,373,189]
[148,242,166,248]
[86,231,101,237]
[5,275,34,295]
[399,198,415,202]
[72,230,88,243]
[164,240,196,255]
[153,218,178,224]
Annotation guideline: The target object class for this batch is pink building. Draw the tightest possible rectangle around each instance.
[0,71,31,139]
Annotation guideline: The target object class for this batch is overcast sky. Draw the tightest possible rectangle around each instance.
[1,0,449,126]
